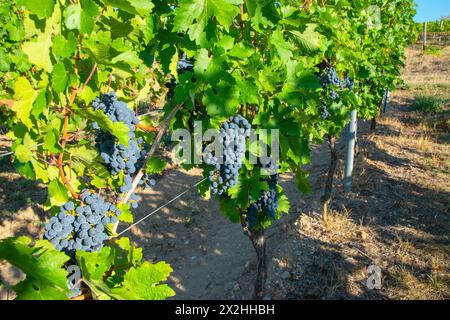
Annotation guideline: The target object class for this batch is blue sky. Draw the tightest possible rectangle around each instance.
[414,0,450,22]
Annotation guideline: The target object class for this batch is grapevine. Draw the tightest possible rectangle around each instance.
[0,0,417,301]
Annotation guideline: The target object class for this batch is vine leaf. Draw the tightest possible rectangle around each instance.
[145,156,166,174]
[43,129,59,153]
[73,106,130,147]
[31,91,47,118]
[173,0,242,43]
[69,144,109,177]
[64,1,98,34]
[0,237,70,300]
[276,189,290,215]
[52,33,77,59]
[270,28,294,65]
[20,0,55,20]
[113,237,143,268]
[117,203,133,223]
[14,144,32,163]
[219,200,240,223]
[51,62,68,94]
[12,77,37,129]
[106,0,155,16]
[76,247,115,281]
[288,24,325,53]
[203,82,239,117]
[294,169,312,194]
[110,262,175,300]
[194,48,225,86]
[21,2,60,72]
[48,179,70,206]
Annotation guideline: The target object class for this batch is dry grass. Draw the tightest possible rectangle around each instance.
[402,47,450,86]
[387,264,449,300]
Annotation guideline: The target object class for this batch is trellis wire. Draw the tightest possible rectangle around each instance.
[115,177,207,237]
[0,143,44,158]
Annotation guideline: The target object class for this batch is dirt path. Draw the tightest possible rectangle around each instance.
[122,169,254,299]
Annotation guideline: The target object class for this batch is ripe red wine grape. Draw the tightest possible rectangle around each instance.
[206,115,251,196]
[44,190,122,252]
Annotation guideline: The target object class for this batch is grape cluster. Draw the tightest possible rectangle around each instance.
[93,92,142,194]
[344,74,355,91]
[44,191,122,252]
[320,104,330,119]
[0,125,7,135]
[319,67,343,101]
[135,143,158,191]
[244,174,279,232]
[244,203,259,231]
[93,92,156,194]
[256,175,278,219]
[205,115,251,196]
[317,67,355,119]
[177,52,194,73]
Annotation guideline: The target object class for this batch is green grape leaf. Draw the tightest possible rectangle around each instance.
[76,247,115,281]
[79,0,99,34]
[69,144,109,177]
[51,62,68,94]
[194,48,225,85]
[236,76,259,104]
[276,190,290,215]
[14,278,68,300]
[106,0,155,16]
[111,261,175,300]
[43,129,60,153]
[64,5,81,30]
[0,50,11,71]
[18,162,36,180]
[79,85,96,105]
[52,33,77,59]
[227,44,255,59]
[31,91,47,118]
[12,77,37,129]
[21,25,54,72]
[73,106,130,147]
[31,159,49,183]
[48,179,70,206]
[22,0,55,19]
[14,144,33,163]
[294,169,312,194]
[288,24,325,53]
[117,203,133,223]
[64,1,97,33]
[90,175,107,188]
[270,28,294,64]
[110,51,141,68]
[203,82,239,117]
[173,0,242,43]
[145,157,166,174]
[113,237,143,267]
[219,199,240,223]
[0,237,70,300]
